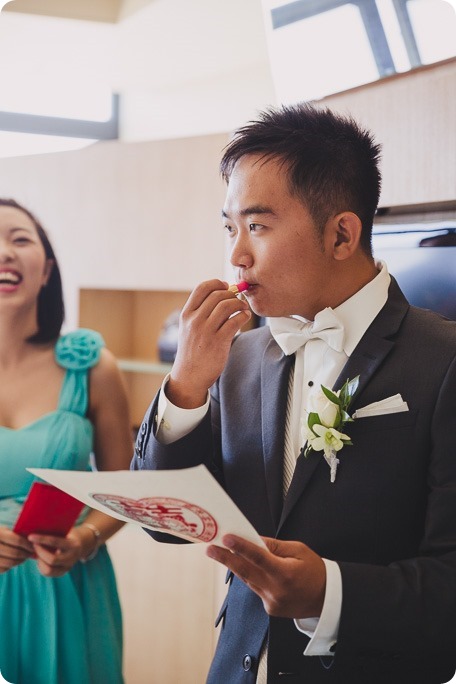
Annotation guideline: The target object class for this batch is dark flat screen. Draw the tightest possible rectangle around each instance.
[372,223,456,321]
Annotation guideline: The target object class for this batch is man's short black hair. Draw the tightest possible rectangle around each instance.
[220,103,382,255]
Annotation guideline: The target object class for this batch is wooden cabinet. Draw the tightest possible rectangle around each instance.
[79,287,191,427]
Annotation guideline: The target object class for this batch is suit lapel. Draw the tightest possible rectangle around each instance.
[261,339,294,529]
[277,278,410,532]
[333,278,410,406]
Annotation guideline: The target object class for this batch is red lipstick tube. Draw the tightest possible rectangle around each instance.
[228,281,250,295]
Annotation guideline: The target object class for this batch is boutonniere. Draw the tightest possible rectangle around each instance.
[301,376,360,483]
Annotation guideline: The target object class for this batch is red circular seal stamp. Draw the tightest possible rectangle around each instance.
[90,493,218,542]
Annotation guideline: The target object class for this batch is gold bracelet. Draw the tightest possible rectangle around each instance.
[79,522,101,562]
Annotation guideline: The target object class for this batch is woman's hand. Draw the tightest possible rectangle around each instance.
[0,526,35,573]
[28,525,98,578]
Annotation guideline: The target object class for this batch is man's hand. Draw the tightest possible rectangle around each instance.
[167,279,251,408]
[207,535,326,619]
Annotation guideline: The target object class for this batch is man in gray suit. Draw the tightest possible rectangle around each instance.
[132,104,456,683]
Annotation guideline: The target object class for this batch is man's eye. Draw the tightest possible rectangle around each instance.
[224,224,235,235]
[249,223,262,232]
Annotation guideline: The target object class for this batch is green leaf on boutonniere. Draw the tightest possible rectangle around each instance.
[321,386,341,406]
[307,412,321,432]
[340,375,360,406]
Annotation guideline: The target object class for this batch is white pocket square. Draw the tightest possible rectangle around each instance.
[353,394,409,419]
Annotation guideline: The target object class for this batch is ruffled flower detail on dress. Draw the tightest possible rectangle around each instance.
[55,329,105,371]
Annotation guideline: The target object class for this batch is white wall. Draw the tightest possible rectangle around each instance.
[0,133,229,330]
[115,0,277,139]
[0,0,277,330]
[0,12,115,120]
[0,0,276,144]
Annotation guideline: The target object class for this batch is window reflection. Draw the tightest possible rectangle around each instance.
[407,0,456,64]
[264,0,456,104]
[265,3,379,103]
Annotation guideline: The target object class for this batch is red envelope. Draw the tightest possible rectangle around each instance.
[13,481,84,537]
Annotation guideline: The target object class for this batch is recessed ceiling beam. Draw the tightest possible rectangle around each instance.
[391,0,421,68]
[2,0,123,24]
[0,94,119,140]
[271,0,396,77]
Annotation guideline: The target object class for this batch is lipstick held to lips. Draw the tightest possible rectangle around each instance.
[228,281,250,296]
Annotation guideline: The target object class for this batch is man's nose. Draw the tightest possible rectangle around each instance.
[230,235,253,269]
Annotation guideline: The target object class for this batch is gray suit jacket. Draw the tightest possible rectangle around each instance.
[132,279,456,683]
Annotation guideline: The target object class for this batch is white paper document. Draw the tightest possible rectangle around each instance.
[28,465,264,547]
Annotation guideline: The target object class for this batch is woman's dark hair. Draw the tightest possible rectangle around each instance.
[0,199,64,343]
[220,103,382,255]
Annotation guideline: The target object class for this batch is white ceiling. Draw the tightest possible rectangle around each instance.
[2,0,154,23]
[0,0,275,147]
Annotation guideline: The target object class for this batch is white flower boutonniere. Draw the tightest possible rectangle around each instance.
[301,376,360,483]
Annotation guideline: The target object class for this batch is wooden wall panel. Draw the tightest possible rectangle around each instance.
[132,290,189,362]
[79,288,134,358]
[320,59,456,208]
[107,526,225,684]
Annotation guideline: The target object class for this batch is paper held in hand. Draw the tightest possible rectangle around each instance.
[27,465,264,548]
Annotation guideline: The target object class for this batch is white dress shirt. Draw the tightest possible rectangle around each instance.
[156,262,391,656]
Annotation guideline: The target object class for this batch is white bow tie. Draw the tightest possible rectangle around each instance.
[269,308,345,355]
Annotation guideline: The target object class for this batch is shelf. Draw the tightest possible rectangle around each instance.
[79,287,190,426]
[118,358,173,374]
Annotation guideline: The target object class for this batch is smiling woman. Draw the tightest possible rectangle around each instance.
[0,199,133,684]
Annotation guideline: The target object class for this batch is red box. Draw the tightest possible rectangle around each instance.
[13,481,84,537]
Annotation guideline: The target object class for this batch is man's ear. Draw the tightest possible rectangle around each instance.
[327,212,362,260]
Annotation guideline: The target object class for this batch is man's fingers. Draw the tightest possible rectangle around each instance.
[206,543,265,591]
[262,536,307,559]
[208,535,299,569]
[223,535,272,563]
[206,535,273,577]
[182,279,227,312]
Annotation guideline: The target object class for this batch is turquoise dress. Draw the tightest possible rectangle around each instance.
[0,330,123,684]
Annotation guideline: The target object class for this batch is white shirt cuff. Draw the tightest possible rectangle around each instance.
[294,558,342,656]
[156,374,210,444]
